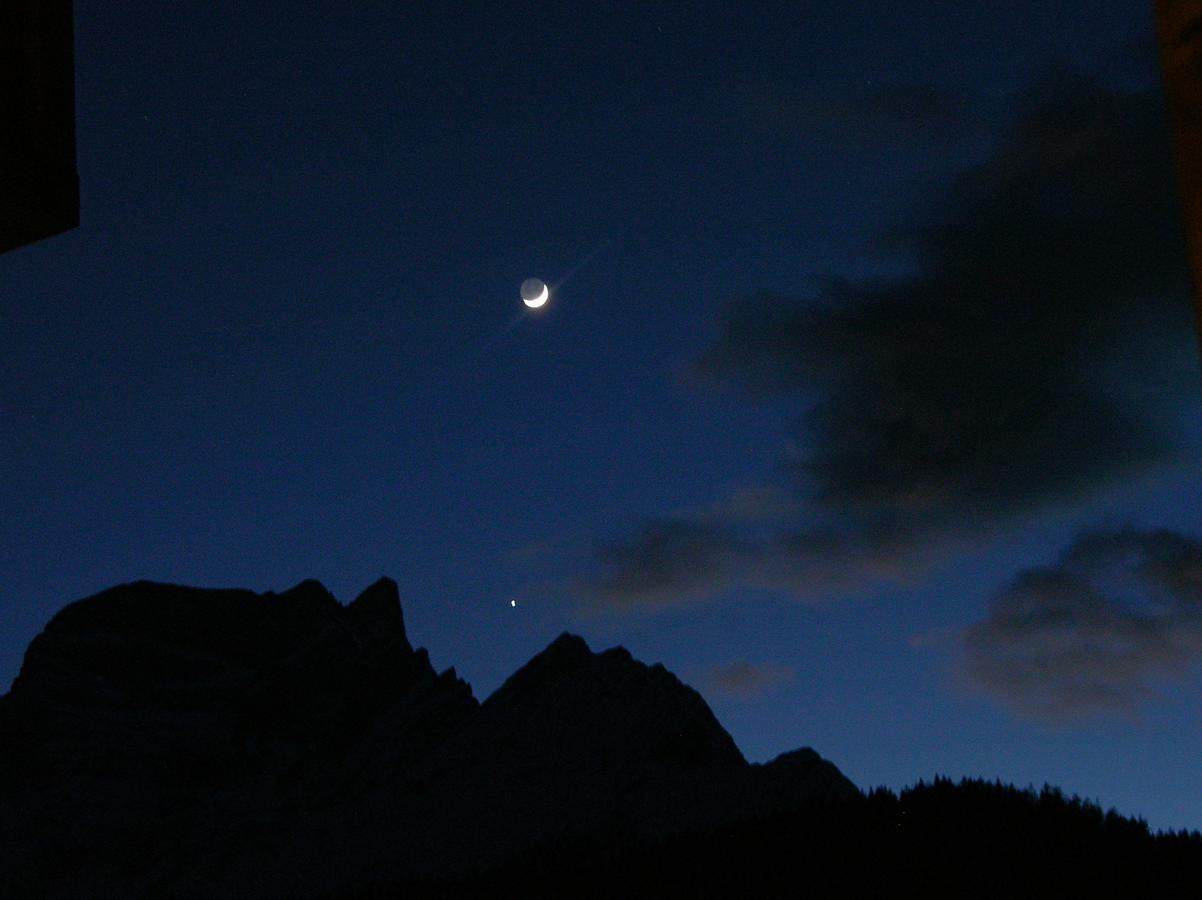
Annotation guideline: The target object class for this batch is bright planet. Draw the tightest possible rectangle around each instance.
[520,278,548,308]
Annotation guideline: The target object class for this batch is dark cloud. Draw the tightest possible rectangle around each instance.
[577,518,749,614]
[570,67,1198,615]
[570,483,934,613]
[961,526,1202,720]
[747,81,970,146]
[689,661,797,700]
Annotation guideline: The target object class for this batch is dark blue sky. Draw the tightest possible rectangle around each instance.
[4,1,1202,831]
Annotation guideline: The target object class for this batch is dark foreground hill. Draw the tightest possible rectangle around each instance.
[1,578,1199,898]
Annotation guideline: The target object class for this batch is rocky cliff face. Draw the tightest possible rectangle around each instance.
[0,578,857,898]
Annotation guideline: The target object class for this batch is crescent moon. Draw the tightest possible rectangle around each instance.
[523,283,549,308]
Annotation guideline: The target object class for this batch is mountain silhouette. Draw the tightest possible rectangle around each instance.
[1,578,1199,899]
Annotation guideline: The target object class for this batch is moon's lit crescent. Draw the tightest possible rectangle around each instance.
[523,283,549,308]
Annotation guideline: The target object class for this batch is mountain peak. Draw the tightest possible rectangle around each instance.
[348,576,409,647]
[350,575,399,606]
[1,579,865,896]
[483,632,592,707]
[758,746,860,802]
[276,578,338,609]
[545,631,592,661]
[480,632,745,771]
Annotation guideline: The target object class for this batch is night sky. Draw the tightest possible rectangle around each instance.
[4,1,1202,831]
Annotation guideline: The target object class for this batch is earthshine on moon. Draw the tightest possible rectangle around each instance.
[521,278,548,308]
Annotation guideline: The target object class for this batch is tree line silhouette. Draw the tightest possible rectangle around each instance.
[344,776,1202,899]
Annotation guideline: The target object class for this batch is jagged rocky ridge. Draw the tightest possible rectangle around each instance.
[0,578,856,898]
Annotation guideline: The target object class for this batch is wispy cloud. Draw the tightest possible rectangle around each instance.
[745,80,971,147]
[689,660,798,700]
[565,66,1197,615]
[960,526,1202,720]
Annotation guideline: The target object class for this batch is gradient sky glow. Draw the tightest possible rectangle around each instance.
[4,1,1202,832]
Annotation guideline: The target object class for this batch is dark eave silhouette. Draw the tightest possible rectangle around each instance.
[1,0,79,256]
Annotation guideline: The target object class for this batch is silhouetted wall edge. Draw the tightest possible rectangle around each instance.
[1,0,79,255]
[1155,0,1202,372]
